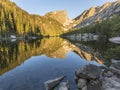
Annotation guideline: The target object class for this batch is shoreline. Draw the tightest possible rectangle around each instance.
[44,59,120,90]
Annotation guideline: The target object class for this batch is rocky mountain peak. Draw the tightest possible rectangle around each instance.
[114,0,120,4]
[75,7,97,23]
[98,2,112,13]
[74,7,96,21]
[45,10,76,31]
[45,10,68,25]
[87,7,96,17]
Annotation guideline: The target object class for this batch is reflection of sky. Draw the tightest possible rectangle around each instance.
[13,0,116,18]
[0,52,101,90]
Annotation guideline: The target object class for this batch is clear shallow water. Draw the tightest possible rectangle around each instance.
[0,37,109,90]
[0,52,99,90]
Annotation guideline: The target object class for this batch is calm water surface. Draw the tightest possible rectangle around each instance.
[0,37,118,90]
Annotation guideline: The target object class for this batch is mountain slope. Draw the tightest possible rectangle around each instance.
[74,0,120,28]
[45,10,76,31]
[63,15,120,38]
[62,0,120,38]
[0,0,65,37]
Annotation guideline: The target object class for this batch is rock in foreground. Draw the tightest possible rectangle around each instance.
[75,64,104,90]
[44,76,65,90]
[75,64,103,80]
[102,59,120,90]
[58,81,69,90]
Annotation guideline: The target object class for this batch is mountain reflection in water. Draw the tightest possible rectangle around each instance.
[0,37,103,75]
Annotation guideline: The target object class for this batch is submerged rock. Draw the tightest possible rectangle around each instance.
[58,81,69,90]
[44,76,65,90]
[75,64,102,80]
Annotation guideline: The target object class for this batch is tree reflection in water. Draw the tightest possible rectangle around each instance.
[0,37,104,75]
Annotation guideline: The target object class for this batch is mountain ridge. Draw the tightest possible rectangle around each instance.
[0,0,66,37]
[0,0,120,37]
[45,10,68,25]
[74,0,120,28]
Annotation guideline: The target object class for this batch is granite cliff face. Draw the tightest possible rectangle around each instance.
[45,10,75,31]
[45,10,68,25]
[74,7,96,22]
[74,0,120,28]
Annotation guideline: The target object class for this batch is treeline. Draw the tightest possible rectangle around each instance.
[63,15,120,38]
[0,0,64,37]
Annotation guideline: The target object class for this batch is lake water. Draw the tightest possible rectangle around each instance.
[0,37,118,90]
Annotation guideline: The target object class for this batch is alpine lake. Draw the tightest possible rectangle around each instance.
[0,37,119,90]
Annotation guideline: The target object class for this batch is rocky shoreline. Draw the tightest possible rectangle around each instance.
[63,33,99,41]
[102,60,120,90]
[44,59,120,90]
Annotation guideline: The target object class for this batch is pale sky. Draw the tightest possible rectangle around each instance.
[13,0,116,18]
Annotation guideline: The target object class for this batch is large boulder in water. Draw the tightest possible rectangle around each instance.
[44,76,65,90]
[75,64,103,80]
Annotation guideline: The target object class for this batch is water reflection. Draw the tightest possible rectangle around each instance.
[0,37,103,75]
[68,39,120,65]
